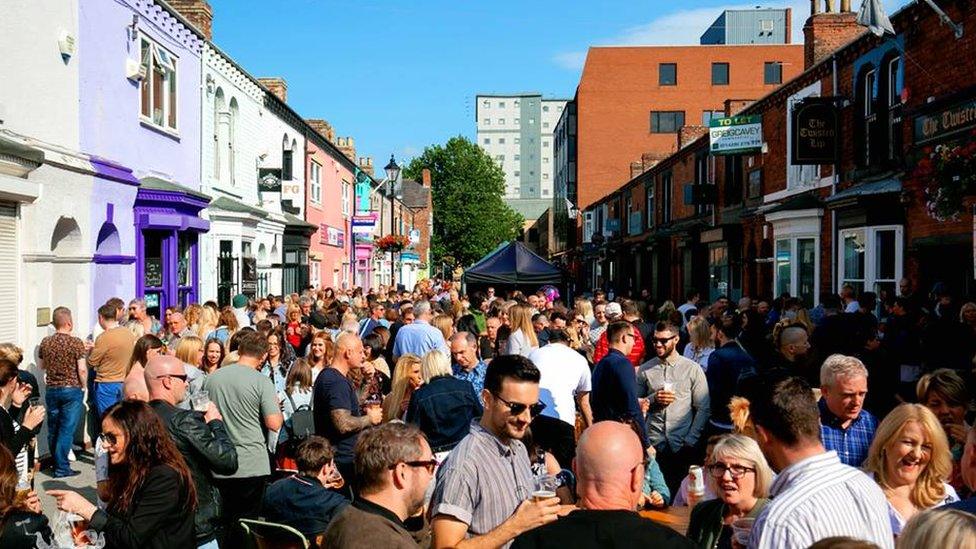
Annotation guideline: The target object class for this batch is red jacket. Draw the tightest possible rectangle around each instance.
[593,322,645,369]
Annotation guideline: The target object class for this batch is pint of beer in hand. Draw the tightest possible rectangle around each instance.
[532,475,559,502]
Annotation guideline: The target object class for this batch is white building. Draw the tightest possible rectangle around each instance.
[199,43,289,304]
[475,93,568,221]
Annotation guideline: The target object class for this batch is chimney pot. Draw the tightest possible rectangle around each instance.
[258,77,288,103]
[168,0,213,41]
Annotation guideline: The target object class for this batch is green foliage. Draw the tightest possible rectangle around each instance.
[404,136,524,266]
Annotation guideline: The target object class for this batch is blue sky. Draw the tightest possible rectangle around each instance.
[209,0,910,167]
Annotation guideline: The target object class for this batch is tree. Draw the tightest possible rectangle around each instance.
[404,136,523,267]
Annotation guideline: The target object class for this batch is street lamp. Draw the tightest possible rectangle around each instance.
[384,154,400,289]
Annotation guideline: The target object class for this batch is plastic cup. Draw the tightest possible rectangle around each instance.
[190,391,210,412]
[732,517,755,545]
[662,381,675,393]
[532,475,559,501]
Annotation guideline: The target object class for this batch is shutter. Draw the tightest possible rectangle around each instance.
[0,204,17,342]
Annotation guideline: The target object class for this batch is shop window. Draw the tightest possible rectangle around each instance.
[708,244,729,302]
[139,36,178,131]
[838,225,903,298]
[143,231,166,318]
[775,236,818,307]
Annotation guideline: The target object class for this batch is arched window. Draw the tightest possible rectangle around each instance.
[213,88,225,180]
[51,217,82,255]
[282,134,293,180]
[228,98,239,185]
[95,222,121,255]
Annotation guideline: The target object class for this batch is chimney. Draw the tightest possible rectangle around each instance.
[630,162,644,180]
[803,3,862,69]
[358,157,374,177]
[421,169,432,188]
[258,77,287,103]
[306,119,334,142]
[335,137,356,162]
[724,99,754,116]
[169,0,213,41]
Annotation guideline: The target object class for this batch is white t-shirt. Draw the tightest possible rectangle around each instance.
[528,343,591,425]
[677,303,698,327]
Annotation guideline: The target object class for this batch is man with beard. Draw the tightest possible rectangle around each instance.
[431,355,561,549]
[818,354,876,467]
[705,313,756,438]
[324,423,434,548]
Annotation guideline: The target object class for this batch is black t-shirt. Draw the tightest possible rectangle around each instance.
[511,509,696,549]
[312,368,363,463]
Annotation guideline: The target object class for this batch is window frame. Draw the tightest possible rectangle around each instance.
[712,62,730,85]
[139,36,178,132]
[310,160,322,204]
[774,235,820,308]
[341,180,351,217]
[764,61,783,85]
[650,111,685,133]
[659,63,677,86]
[661,172,673,223]
[837,225,903,297]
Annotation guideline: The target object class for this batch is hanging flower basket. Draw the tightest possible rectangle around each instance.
[375,234,410,253]
[913,136,976,221]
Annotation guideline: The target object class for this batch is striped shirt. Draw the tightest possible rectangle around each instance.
[748,451,893,549]
[430,420,534,548]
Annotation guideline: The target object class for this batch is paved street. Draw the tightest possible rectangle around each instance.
[35,448,99,529]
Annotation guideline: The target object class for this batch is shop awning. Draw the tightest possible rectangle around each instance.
[824,177,902,206]
[764,192,823,214]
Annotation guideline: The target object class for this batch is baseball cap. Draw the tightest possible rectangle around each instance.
[232,294,248,308]
[605,302,623,319]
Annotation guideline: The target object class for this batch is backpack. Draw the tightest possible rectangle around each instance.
[285,392,315,440]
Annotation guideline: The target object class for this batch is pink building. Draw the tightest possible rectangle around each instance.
[305,130,354,290]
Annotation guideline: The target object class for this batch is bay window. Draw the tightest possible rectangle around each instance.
[838,225,902,298]
[775,236,818,307]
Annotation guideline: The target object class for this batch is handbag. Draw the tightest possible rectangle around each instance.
[285,392,315,440]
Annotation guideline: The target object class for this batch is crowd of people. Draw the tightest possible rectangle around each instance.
[1,278,976,547]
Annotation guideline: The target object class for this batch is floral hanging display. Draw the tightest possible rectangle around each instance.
[912,136,976,221]
[374,234,410,253]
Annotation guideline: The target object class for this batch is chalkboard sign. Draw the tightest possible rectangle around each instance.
[145,258,163,288]
[241,257,257,294]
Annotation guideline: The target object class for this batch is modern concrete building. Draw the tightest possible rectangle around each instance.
[700,8,792,45]
[475,93,568,221]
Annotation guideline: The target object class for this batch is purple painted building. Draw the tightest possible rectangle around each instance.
[79,0,208,316]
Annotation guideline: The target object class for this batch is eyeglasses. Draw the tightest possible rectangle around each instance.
[707,462,756,479]
[103,432,122,446]
[155,373,188,383]
[651,335,678,345]
[491,392,546,417]
[398,459,439,474]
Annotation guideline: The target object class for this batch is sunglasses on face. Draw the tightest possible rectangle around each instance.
[651,336,677,345]
[492,392,546,417]
[155,373,188,383]
[397,459,439,474]
[103,432,122,446]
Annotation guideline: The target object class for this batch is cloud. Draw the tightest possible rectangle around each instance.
[551,0,815,72]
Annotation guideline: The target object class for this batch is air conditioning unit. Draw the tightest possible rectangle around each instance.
[126,59,147,81]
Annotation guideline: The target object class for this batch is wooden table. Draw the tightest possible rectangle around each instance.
[640,505,691,535]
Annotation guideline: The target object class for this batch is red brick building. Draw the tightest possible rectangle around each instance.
[575,43,805,211]
[579,0,976,305]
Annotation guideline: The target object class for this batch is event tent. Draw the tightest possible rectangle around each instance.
[462,241,563,286]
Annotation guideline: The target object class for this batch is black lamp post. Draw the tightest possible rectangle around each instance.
[384,154,401,288]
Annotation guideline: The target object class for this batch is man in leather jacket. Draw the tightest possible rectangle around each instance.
[146,355,238,548]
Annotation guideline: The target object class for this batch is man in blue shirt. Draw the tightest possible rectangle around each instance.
[818,354,877,467]
[450,332,487,395]
[590,321,648,448]
[392,300,449,361]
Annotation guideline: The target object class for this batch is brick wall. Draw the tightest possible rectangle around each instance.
[169,0,213,40]
[258,77,287,103]
[802,12,863,69]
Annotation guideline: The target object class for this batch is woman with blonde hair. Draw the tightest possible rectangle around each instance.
[195,306,219,340]
[574,297,595,325]
[686,434,774,549]
[383,354,423,422]
[183,304,203,335]
[864,403,959,535]
[898,507,976,549]
[206,307,240,345]
[683,315,714,371]
[420,349,452,383]
[505,304,538,357]
[173,335,205,369]
[432,314,455,342]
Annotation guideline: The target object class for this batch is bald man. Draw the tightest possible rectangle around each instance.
[512,421,694,548]
[147,355,238,548]
[313,332,382,491]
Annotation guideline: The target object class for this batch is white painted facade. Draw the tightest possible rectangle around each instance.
[199,43,289,301]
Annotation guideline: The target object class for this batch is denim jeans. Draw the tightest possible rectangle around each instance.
[45,387,84,475]
[94,382,123,418]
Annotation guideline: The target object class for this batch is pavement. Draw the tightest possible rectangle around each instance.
[35,447,99,528]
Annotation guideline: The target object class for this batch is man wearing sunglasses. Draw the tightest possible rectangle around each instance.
[146,355,237,549]
[325,423,435,548]
[431,355,561,549]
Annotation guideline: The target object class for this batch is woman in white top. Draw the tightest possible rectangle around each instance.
[506,304,539,357]
[864,403,959,536]
[682,315,714,371]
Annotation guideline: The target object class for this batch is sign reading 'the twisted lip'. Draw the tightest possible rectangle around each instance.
[791,98,840,165]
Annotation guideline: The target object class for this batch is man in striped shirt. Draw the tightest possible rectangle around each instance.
[748,376,893,549]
